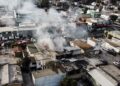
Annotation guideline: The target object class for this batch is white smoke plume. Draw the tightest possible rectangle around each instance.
[0,0,21,10]
[0,0,88,51]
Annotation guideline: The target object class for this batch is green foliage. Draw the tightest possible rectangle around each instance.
[60,77,77,86]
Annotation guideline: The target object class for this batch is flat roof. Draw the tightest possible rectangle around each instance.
[88,58,102,66]
[108,31,120,39]
[109,31,120,35]
[27,44,39,54]
[89,68,118,86]
[100,65,120,82]
[64,46,80,51]
[33,52,54,64]
[0,64,9,85]
[9,64,23,83]
[28,45,56,63]
[0,64,23,85]
[0,26,36,33]
[71,39,92,49]
[105,39,120,47]
[32,69,57,78]
[0,55,18,64]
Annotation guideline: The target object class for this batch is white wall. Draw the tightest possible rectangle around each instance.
[35,74,65,86]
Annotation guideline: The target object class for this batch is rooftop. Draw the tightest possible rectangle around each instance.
[88,58,103,66]
[70,39,92,50]
[0,64,23,85]
[64,46,80,51]
[108,31,120,37]
[0,55,18,65]
[0,64,9,85]
[32,69,57,78]
[88,68,118,86]
[0,26,36,33]
[9,64,23,83]
[27,43,39,54]
[100,65,120,82]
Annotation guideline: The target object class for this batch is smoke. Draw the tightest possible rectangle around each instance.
[0,0,88,51]
[1,17,15,26]
[53,37,66,51]
[0,0,22,10]
[0,0,24,26]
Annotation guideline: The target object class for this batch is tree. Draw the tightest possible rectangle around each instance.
[60,77,77,86]
[36,0,49,8]
[109,15,118,22]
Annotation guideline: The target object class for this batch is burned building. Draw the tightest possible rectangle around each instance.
[27,43,57,70]
[56,46,83,60]
[70,39,92,50]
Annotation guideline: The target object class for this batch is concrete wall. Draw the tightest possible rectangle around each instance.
[35,74,65,86]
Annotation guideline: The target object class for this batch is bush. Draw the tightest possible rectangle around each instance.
[60,77,77,86]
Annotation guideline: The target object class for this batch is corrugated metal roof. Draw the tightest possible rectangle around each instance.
[101,65,120,82]
[89,68,118,86]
